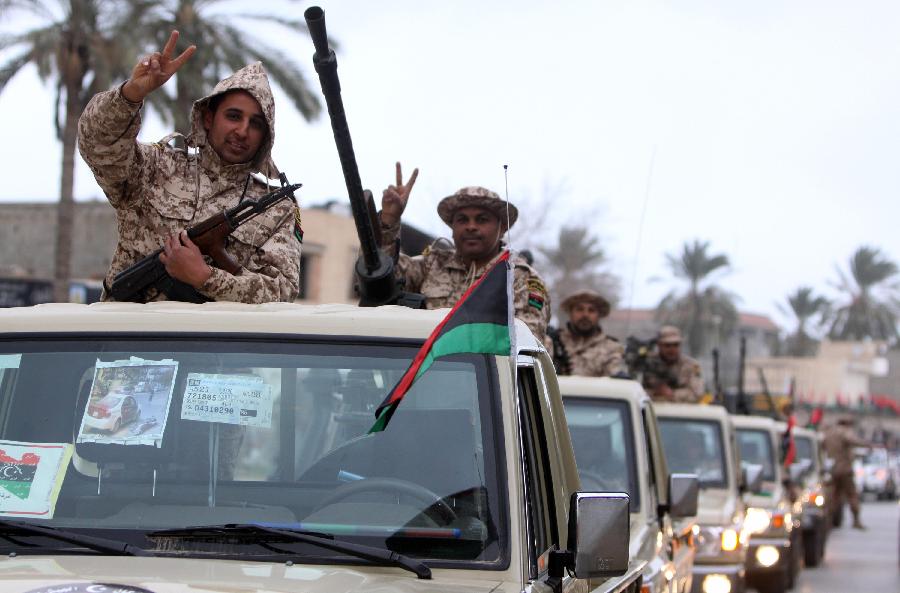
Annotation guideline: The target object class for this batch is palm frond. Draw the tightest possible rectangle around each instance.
[0,48,33,93]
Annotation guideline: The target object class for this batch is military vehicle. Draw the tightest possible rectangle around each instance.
[656,403,756,593]
[791,425,829,567]
[0,302,644,593]
[559,376,698,593]
[731,414,802,593]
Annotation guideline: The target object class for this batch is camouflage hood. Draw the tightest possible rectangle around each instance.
[185,62,278,174]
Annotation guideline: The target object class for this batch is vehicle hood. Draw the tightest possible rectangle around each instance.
[697,488,738,525]
[0,556,507,593]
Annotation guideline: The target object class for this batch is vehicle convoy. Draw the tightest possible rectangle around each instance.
[655,403,751,593]
[790,426,829,567]
[559,376,698,593]
[732,415,801,593]
[0,302,643,593]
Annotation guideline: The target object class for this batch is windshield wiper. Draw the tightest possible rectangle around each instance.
[0,519,151,556]
[148,523,431,579]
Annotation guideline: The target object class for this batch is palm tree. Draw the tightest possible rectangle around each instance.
[135,0,323,136]
[778,286,829,356]
[656,239,737,356]
[829,246,900,343]
[1,0,151,301]
[537,225,620,321]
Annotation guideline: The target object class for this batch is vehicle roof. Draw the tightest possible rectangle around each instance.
[557,376,649,404]
[0,302,544,352]
[653,402,730,420]
[730,414,779,431]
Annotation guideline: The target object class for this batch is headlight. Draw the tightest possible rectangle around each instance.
[703,574,733,593]
[755,544,780,567]
[721,528,739,551]
[808,492,825,507]
[744,507,770,535]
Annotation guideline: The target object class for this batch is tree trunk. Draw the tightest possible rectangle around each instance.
[53,83,81,302]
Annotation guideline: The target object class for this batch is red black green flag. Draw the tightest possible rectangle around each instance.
[370,251,514,433]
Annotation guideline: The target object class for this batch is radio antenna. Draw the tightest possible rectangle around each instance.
[624,145,657,337]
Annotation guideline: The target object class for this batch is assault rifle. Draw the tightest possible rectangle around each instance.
[547,326,572,376]
[108,175,301,303]
[304,6,424,308]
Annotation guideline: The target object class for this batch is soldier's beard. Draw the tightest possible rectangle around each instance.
[568,319,599,337]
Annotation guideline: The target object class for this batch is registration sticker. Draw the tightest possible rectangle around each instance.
[0,441,72,519]
[180,373,273,428]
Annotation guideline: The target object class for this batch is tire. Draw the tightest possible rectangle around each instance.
[804,532,821,567]
[831,503,843,528]
[753,571,789,593]
[787,535,801,588]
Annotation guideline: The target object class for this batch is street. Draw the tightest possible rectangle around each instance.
[777,500,899,592]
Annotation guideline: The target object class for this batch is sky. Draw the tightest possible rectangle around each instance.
[2,0,900,331]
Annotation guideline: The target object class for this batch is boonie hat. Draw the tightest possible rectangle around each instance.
[657,325,683,344]
[437,186,518,230]
[561,290,611,317]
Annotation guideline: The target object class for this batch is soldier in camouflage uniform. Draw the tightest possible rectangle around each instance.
[642,326,705,402]
[378,164,551,341]
[823,416,870,529]
[553,290,626,377]
[78,31,301,303]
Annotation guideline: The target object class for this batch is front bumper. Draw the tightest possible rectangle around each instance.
[745,537,791,576]
[801,506,826,532]
[690,563,745,593]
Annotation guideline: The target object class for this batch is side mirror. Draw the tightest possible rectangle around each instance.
[668,473,699,519]
[552,492,630,579]
[741,462,764,494]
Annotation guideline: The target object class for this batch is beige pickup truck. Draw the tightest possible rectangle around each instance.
[655,403,753,593]
[0,302,643,593]
[732,414,802,593]
[559,376,698,593]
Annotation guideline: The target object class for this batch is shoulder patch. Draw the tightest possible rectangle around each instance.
[527,277,548,295]
[293,205,303,243]
[527,292,545,311]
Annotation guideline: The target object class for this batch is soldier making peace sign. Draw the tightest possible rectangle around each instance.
[378,162,551,341]
[79,31,302,304]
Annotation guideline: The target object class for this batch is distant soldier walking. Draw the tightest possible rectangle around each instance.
[551,290,626,377]
[642,326,704,402]
[823,416,870,529]
[378,164,551,341]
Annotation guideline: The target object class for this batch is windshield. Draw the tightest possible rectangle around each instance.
[0,338,506,565]
[737,428,776,481]
[793,435,815,466]
[658,418,727,488]
[562,397,639,510]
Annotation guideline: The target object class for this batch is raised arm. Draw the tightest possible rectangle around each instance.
[78,31,195,208]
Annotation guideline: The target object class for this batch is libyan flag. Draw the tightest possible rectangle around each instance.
[370,250,515,433]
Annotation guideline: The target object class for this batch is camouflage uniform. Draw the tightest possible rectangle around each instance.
[823,421,868,527]
[78,63,301,303]
[642,352,704,403]
[380,187,550,341]
[554,290,625,377]
[557,326,626,377]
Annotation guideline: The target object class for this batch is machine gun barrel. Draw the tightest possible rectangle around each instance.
[304,6,380,274]
[304,6,423,308]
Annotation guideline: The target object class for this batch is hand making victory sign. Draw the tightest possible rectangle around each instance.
[380,162,419,226]
[122,30,196,103]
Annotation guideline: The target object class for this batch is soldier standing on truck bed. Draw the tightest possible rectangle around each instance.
[78,30,302,304]
[378,163,551,341]
[642,326,704,403]
[823,416,870,530]
[550,290,626,377]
